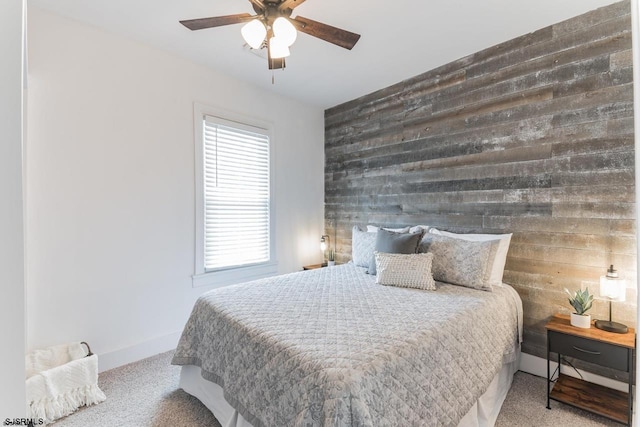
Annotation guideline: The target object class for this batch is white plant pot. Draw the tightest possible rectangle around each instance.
[327,261,336,267]
[570,313,591,329]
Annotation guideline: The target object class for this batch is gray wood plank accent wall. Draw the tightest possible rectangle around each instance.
[324,0,636,364]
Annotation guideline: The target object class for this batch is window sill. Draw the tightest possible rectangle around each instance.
[192,261,278,288]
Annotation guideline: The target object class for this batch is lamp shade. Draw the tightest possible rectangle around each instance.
[273,17,297,47]
[269,36,290,59]
[595,264,628,333]
[320,235,330,253]
[599,265,626,302]
[241,19,267,49]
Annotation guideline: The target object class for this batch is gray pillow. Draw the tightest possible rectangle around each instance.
[367,228,423,275]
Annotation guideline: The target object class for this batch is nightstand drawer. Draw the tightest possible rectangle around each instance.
[549,330,629,371]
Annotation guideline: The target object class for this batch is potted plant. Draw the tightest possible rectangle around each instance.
[564,287,594,328]
[327,249,336,267]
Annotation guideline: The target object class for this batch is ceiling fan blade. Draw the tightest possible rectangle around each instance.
[180,13,253,31]
[249,0,266,14]
[278,0,307,11]
[248,0,266,10]
[292,16,361,50]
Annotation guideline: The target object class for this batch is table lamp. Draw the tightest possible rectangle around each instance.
[594,265,628,333]
[320,235,330,266]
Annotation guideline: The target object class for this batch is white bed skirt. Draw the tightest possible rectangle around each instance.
[179,351,520,427]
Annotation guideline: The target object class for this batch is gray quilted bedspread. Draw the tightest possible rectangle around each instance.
[172,263,521,427]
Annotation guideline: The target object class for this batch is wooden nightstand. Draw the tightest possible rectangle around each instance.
[546,314,635,425]
[302,263,325,270]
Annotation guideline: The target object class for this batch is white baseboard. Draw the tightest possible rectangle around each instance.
[97,331,181,373]
[518,352,629,392]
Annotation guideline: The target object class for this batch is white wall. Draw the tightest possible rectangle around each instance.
[26,7,325,369]
[0,0,26,418]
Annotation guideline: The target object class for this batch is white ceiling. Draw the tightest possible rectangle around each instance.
[30,0,620,109]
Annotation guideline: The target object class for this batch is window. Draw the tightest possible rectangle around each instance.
[193,104,276,287]
[203,118,271,270]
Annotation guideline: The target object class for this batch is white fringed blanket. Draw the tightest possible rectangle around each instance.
[26,342,106,424]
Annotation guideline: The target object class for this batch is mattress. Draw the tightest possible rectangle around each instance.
[172,263,522,426]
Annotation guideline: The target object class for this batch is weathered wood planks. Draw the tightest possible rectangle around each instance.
[324,0,636,369]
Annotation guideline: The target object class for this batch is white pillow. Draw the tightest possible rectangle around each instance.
[409,225,431,234]
[421,234,499,291]
[375,252,436,291]
[366,225,410,233]
[352,226,376,268]
[429,228,512,286]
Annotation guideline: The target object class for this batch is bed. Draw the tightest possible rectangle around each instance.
[172,260,522,427]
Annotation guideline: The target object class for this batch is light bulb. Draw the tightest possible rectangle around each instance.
[273,17,297,47]
[241,19,266,49]
[320,240,327,252]
[269,36,290,59]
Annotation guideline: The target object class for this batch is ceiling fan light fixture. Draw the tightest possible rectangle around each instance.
[273,17,297,47]
[269,36,290,59]
[180,0,361,71]
[241,19,267,49]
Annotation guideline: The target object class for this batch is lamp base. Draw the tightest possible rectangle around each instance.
[594,319,628,334]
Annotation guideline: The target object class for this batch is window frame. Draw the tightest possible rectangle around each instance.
[192,103,277,288]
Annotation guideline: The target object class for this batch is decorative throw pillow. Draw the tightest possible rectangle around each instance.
[367,228,423,275]
[429,228,512,286]
[351,226,377,268]
[366,225,411,233]
[420,234,499,291]
[375,252,436,290]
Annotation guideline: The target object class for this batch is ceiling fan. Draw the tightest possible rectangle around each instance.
[180,0,361,70]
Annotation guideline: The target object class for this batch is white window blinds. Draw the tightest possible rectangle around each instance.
[203,116,271,271]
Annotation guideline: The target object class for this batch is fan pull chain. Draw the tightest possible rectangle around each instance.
[272,69,275,85]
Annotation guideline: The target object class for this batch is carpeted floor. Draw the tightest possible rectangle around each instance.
[55,351,619,426]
